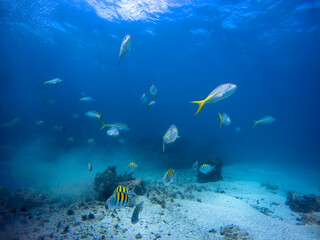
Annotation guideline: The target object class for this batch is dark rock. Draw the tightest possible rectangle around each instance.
[61,226,69,234]
[296,213,320,225]
[209,228,217,234]
[66,209,74,215]
[197,158,223,183]
[93,166,135,201]
[286,192,320,213]
[81,215,87,221]
[88,213,95,219]
[220,224,253,240]
[135,233,142,239]
[261,183,279,191]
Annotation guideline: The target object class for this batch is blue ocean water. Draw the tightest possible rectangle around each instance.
[0,0,320,214]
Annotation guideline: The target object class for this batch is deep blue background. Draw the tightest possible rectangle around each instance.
[1,0,320,188]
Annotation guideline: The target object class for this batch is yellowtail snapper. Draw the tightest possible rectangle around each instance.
[163,125,179,152]
[253,116,276,128]
[107,127,119,137]
[85,111,101,120]
[131,201,144,224]
[219,113,231,128]
[191,83,237,115]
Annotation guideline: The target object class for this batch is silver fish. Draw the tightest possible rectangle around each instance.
[131,201,144,224]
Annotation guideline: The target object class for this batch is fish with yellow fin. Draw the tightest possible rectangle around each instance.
[191,83,237,115]
[162,169,177,186]
[218,113,231,128]
[163,125,179,152]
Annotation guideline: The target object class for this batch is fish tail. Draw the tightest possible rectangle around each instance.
[153,94,156,99]
[41,79,46,85]
[219,113,222,128]
[118,57,121,70]
[252,120,259,128]
[163,142,165,152]
[190,100,205,115]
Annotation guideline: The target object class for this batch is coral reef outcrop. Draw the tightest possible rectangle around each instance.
[93,166,146,201]
[286,192,320,213]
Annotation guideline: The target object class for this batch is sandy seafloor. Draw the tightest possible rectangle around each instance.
[1,163,320,240]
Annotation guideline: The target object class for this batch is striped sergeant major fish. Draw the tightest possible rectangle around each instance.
[131,201,144,224]
[162,169,177,186]
[129,162,138,172]
[114,186,136,196]
[191,83,237,115]
[199,164,216,174]
[106,192,130,210]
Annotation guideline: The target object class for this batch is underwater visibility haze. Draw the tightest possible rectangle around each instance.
[0,0,320,239]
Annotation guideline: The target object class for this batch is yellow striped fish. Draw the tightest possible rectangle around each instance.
[114,185,136,196]
[106,192,130,209]
[162,169,176,186]
[129,162,138,171]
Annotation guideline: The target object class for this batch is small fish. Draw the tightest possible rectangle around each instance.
[107,127,119,137]
[253,116,276,128]
[87,138,95,144]
[141,93,147,105]
[85,111,101,120]
[100,121,129,131]
[192,161,199,171]
[163,125,179,152]
[67,137,75,143]
[118,34,131,67]
[42,99,56,105]
[162,169,177,186]
[53,125,65,132]
[35,120,44,126]
[41,78,62,86]
[106,192,131,210]
[113,186,136,196]
[235,126,241,132]
[129,162,138,172]
[0,118,20,127]
[79,96,94,103]
[88,163,92,172]
[131,201,144,224]
[147,100,156,108]
[199,164,216,174]
[150,84,157,99]
[191,83,237,115]
[219,113,231,128]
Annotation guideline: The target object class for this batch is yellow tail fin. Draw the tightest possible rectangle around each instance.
[190,100,205,115]
[163,142,165,152]
[252,121,259,128]
[219,113,223,128]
